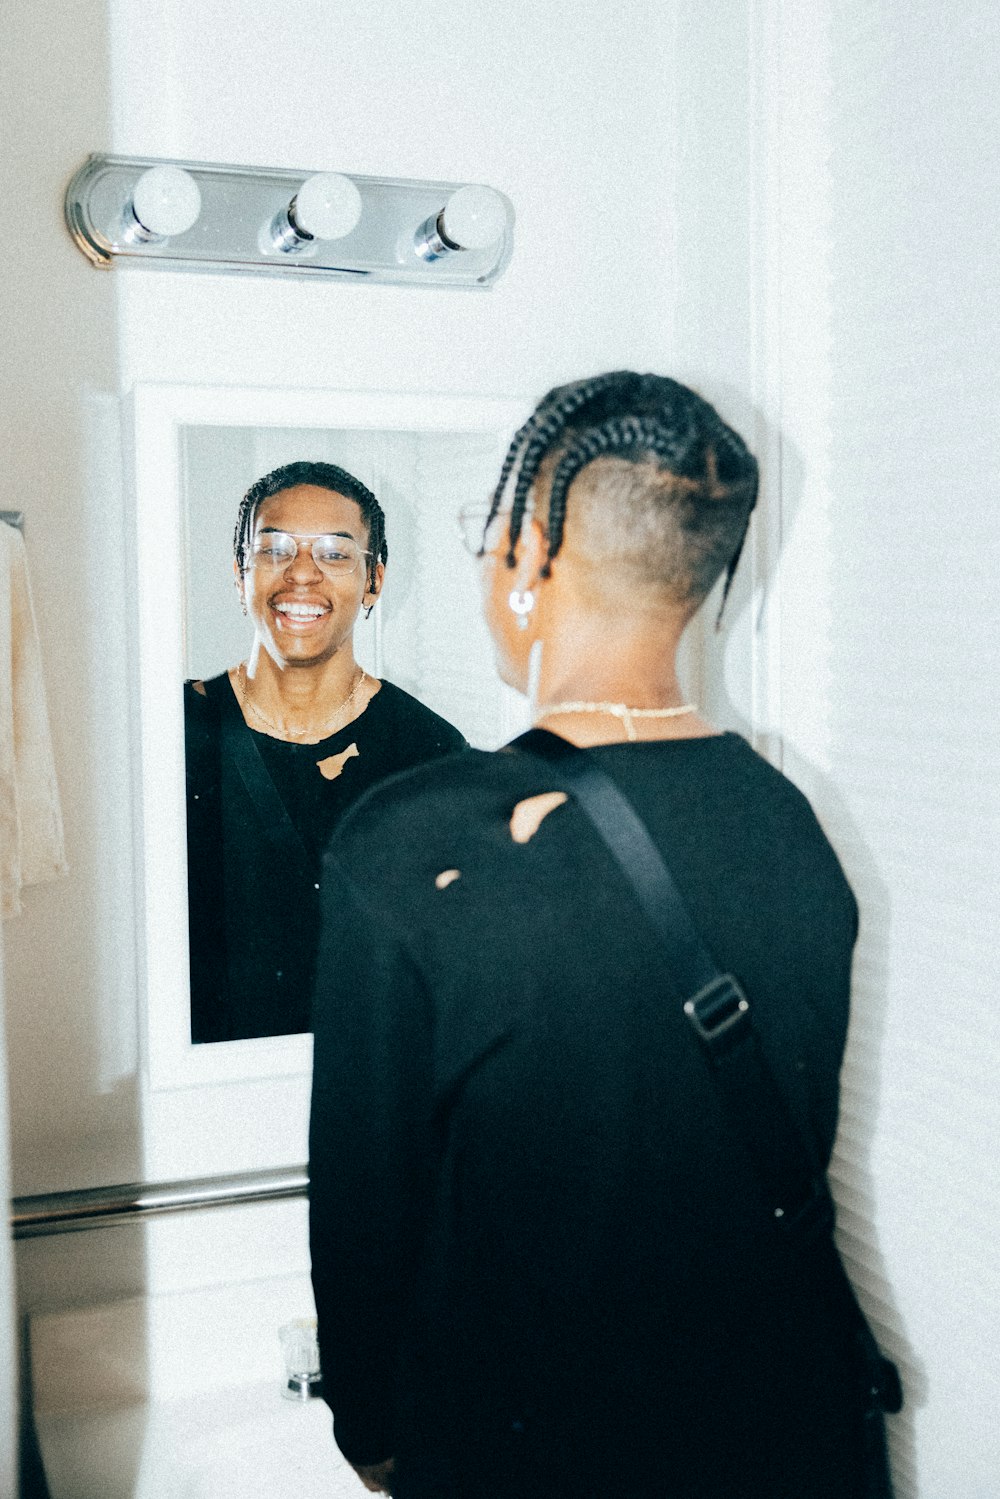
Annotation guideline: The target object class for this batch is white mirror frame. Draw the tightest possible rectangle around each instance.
[128,384,529,1123]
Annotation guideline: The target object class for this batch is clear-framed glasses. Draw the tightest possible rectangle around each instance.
[248,530,371,574]
[457,503,532,556]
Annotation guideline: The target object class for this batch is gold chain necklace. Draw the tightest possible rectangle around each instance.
[236,663,368,741]
[538,700,697,742]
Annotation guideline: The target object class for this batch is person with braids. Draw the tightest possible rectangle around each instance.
[184,460,466,1043]
[308,376,873,1497]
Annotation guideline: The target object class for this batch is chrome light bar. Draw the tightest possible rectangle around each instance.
[65,154,515,290]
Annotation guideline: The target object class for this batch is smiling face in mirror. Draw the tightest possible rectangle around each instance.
[239,485,384,674]
[185,459,467,1046]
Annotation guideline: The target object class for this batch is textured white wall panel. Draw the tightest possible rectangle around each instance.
[762,3,1000,1492]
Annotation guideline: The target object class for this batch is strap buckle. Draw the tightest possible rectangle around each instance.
[683,975,751,1053]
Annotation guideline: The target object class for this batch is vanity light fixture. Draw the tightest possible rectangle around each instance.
[65,154,515,289]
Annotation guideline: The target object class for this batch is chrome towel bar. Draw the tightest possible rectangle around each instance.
[11,1164,308,1239]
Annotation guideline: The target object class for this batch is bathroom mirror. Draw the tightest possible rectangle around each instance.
[129,385,529,1176]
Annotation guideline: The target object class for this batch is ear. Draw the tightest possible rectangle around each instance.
[511,516,549,589]
[363,559,385,607]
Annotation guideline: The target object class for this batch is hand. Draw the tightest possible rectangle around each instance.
[352,1457,396,1494]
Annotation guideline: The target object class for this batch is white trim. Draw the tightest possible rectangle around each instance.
[132,382,529,438]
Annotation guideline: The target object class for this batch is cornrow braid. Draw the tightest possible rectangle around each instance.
[485,372,635,564]
[488,371,758,617]
[233,459,387,597]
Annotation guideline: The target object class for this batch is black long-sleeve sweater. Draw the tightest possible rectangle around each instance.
[309,732,866,1499]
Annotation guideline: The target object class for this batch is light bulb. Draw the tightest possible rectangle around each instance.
[290,173,362,241]
[412,184,509,261]
[264,172,363,256]
[130,165,201,239]
[439,185,507,250]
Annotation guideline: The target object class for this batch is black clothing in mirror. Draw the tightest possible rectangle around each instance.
[185,674,465,1042]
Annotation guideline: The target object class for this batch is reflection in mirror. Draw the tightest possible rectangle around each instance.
[179,424,514,1046]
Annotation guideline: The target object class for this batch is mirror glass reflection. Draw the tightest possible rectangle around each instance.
[179,423,515,1046]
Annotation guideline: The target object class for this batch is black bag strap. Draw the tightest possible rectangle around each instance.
[514,728,902,1422]
[213,674,312,875]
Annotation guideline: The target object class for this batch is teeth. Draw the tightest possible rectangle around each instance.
[275,603,327,618]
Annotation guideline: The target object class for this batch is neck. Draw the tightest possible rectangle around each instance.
[246,641,359,703]
[238,641,366,740]
[538,607,685,705]
[529,606,711,744]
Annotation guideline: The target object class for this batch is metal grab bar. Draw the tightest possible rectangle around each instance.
[11,1165,309,1240]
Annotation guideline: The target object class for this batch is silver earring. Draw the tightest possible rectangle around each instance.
[527,637,544,716]
[508,588,535,630]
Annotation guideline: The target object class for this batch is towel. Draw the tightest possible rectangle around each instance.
[0,522,67,917]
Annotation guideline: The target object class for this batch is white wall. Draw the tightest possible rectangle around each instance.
[742,6,1000,1496]
[5,0,682,1316]
[110,0,677,395]
[670,4,1000,1493]
[1,0,153,1352]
